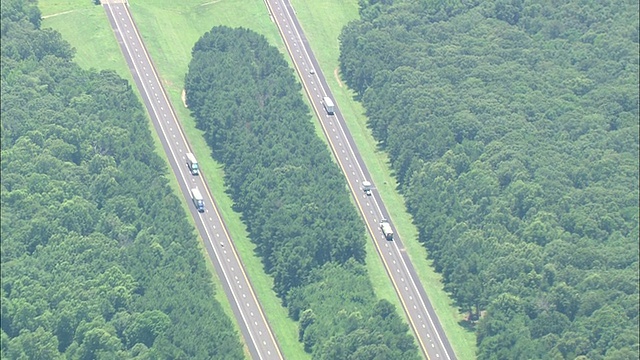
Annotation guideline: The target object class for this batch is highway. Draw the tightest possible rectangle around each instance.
[102,1,283,359]
[262,0,457,359]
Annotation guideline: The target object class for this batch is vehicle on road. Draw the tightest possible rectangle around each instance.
[362,180,372,196]
[380,219,393,240]
[310,68,315,74]
[323,96,334,115]
[187,153,199,175]
[191,187,205,212]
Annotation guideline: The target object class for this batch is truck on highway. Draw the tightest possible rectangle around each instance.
[191,187,205,212]
[380,219,393,240]
[186,153,199,175]
[323,96,334,115]
[362,181,372,196]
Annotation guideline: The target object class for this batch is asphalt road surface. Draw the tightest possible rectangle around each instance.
[103,1,283,358]
[262,0,458,359]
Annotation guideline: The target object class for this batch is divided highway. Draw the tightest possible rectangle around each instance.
[102,1,282,358]
[262,0,457,359]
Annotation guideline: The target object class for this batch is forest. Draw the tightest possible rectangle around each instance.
[339,0,639,359]
[0,0,245,358]
[185,26,419,359]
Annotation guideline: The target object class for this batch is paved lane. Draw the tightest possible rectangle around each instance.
[103,1,283,358]
[262,0,457,359]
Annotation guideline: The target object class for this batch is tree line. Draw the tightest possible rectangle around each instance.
[339,0,639,359]
[185,26,420,359]
[1,0,245,358]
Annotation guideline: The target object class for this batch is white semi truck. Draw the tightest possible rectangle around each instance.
[323,97,334,115]
[191,187,205,212]
[362,181,372,196]
[380,219,393,240]
[186,153,199,175]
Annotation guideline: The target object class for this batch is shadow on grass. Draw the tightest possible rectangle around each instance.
[458,318,477,332]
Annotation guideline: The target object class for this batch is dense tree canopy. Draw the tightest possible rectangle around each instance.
[1,1,244,358]
[340,0,639,358]
[185,26,419,359]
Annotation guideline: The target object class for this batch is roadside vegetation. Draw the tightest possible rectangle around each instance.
[185,26,420,359]
[1,1,245,358]
[339,0,639,359]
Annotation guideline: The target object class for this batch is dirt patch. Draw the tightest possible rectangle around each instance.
[181,89,188,108]
[334,68,343,87]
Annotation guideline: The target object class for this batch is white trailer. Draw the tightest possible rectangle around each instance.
[380,219,393,240]
[186,153,199,175]
[323,97,335,115]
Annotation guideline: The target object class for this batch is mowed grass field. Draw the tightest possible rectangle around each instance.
[40,0,475,359]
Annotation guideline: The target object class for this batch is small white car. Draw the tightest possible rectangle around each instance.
[309,68,315,74]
